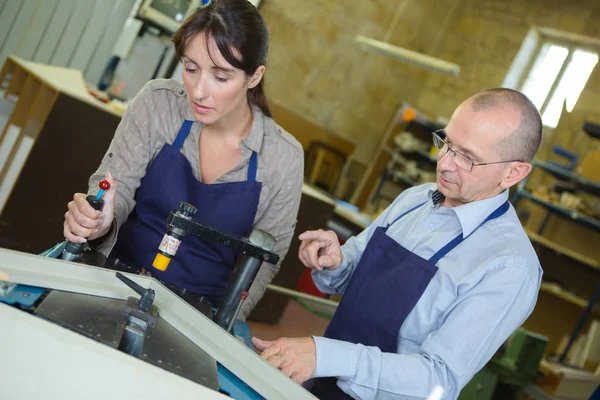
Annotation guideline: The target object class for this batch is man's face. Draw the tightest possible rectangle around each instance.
[436,101,521,207]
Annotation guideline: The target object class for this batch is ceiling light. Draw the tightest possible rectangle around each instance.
[356,35,460,77]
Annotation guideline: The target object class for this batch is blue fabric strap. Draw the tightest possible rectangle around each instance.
[247,151,258,182]
[428,200,510,265]
[172,120,194,150]
[386,201,427,230]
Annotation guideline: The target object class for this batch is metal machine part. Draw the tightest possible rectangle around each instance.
[2,303,228,400]
[34,288,220,390]
[0,281,46,307]
[155,201,280,331]
[61,195,105,262]
[0,249,317,399]
[214,229,277,332]
[158,202,280,266]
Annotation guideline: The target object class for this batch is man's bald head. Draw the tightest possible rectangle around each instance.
[468,88,542,162]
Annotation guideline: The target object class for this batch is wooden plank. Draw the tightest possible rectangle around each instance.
[5,67,27,98]
[50,0,95,67]
[28,84,58,131]
[4,66,27,101]
[6,56,123,117]
[540,282,588,309]
[526,228,600,270]
[0,0,39,66]
[577,320,600,368]
[32,0,77,64]
[0,74,40,181]
[0,58,16,92]
[4,74,40,129]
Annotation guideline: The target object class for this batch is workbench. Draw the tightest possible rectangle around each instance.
[0,246,318,399]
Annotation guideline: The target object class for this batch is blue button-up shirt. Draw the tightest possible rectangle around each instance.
[312,183,542,399]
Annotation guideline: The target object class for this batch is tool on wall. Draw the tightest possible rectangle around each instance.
[60,180,111,262]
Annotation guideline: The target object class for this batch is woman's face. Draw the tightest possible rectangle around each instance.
[181,33,262,125]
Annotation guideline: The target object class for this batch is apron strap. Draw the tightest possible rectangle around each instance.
[172,120,258,181]
[247,151,258,181]
[172,120,194,150]
[385,201,427,230]
[428,200,510,265]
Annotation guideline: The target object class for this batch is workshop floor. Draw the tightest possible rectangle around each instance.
[247,300,330,341]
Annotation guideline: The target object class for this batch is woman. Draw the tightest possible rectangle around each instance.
[63,0,304,319]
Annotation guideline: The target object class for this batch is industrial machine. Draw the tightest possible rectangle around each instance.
[0,200,316,399]
[458,328,548,400]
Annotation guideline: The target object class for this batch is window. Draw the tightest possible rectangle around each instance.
[505,29,599,129]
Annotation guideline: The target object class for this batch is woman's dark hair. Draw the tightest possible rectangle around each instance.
[173,0,271,117]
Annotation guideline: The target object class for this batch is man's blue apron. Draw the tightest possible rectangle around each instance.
[111,120,262,305]
[310,199,510,399]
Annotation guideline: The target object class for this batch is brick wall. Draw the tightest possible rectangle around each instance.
[260,0,600,164]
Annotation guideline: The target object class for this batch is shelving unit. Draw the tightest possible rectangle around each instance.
[513,189,600,232]
[531,160,600,197]
[540,282,589,310]
[363,108,441,212]
[526,229,600,274]
[415,149,438,163]
[351,103,441,210]
[513,158,600,363]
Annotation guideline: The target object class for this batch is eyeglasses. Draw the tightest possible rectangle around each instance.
[432,129,522,172]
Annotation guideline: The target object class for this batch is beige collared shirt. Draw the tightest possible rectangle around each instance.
[88,79,304,318]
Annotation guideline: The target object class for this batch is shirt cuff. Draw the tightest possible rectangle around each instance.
[88,216,119,257]
[313,336,360,379]
[311,262,349,288]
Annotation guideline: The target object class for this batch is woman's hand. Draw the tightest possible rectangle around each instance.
[63,172,117,243]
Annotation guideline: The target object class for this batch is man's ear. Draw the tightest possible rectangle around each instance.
[248,65,265,89]
[500,162,532,189]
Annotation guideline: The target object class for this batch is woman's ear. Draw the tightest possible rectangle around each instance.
[248,65,266,89]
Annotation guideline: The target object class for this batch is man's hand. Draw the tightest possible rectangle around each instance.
[252,337,316,384]
[298,229,342,271]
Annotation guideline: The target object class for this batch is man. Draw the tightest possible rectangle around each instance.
[251,88,543,399]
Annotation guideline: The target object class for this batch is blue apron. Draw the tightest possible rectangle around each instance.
[310,199,510,399]
[111,120,262,305]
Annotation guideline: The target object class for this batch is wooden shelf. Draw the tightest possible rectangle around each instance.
[414,149,437,163]
[533,160,600,197]
[525,228,600,272]
[540,282,588,309]
[515,189,600,232]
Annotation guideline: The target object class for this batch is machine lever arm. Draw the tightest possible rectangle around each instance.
[116,272,155,313]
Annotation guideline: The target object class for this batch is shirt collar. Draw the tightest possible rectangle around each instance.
[242,105,266,153]
[428,188,509,238]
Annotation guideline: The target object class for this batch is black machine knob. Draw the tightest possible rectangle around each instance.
[179,201,197,217]
[116,272,155,314]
